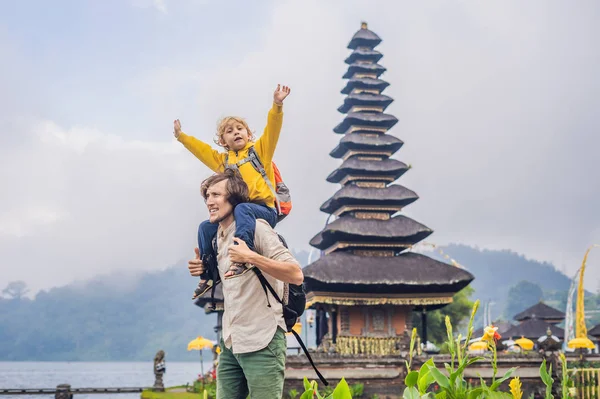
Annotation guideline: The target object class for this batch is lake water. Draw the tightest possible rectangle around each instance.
[0,361,213,399]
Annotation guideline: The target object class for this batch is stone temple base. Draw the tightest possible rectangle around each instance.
[286,352,575,398]
[285,353,406,399]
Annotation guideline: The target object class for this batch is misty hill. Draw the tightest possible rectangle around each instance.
[432,244,574,320]
[0,245,578,360]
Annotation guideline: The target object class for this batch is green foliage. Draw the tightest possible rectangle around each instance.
[505,281,543,320]
[412,287,474,345]
[301,377,353,399]
[539,359,554,399]
[288,388,299,399]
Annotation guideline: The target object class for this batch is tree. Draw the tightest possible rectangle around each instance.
[504,280,543,320]
[2,281,29,300]
[412,286,475,345]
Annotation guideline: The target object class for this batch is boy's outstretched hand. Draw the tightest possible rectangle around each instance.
[273,84,291,105]
[173,119,182,139]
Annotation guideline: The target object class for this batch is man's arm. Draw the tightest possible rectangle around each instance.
[254,85,290,163]
[228,220,303,285]
[173,119,225,172]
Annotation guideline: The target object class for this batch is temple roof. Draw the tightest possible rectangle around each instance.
[588,324,600,338]
[342,63,386,79]
[303,252,474,293]
[341,78,389,95]
[326,157,408,183]
[338,93,394,113]
[513,302,565,322]
[502,318,564,340]
[345,48,383,64]
[334,112,398,133]
[348,23,382,49]
[330,133,403,158]
[320,184,418,214]
[309,215,432,250]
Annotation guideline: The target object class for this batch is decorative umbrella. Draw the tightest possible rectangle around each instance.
[468,341,488,352]
[514,337,534,351]
[187,336,215,378]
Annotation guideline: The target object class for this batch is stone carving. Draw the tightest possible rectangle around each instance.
[153,350,166,392]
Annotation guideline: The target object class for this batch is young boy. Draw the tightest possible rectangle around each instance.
[173,84,291,299]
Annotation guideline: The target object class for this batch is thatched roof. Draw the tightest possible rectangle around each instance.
[345,48,383,64]
[320,184,418,214]
[326,157,408,183]
[330,133,403,158]
[334,112,398,133]
[341,78,389,95]
[588,324,600,338]
[309,215,432,250]
[342,63,386,79]
[513,302,565,322]
[303,252,474,294]
[338,93,394,113]
[502,318,564,340]
[348,25,382,49]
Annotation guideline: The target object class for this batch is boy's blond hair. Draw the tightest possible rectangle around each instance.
[214,116,256,149]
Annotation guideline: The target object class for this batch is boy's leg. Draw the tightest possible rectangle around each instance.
[216,341,249,399]
[237,328,286,399]
[192,220,219,299]
[226,203,278,278]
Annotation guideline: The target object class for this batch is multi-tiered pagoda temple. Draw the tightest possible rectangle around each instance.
[301,22,474,356]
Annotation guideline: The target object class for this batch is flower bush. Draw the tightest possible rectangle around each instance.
[298,299,577,399]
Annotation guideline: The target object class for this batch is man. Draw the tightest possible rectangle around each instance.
[187,168,303,399]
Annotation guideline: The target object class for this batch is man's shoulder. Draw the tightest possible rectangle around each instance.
[255,219,278,240]
[254,221,297,263]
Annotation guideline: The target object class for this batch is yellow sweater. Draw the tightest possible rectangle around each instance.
[178,103,283,208]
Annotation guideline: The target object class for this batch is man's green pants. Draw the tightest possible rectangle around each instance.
[217,328,286,399]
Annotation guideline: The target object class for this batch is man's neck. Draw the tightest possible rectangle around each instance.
[219,214,235,230]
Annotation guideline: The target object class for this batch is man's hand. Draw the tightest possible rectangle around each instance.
[273,84,291,105]
[188,247,205,277]
[228,238,256,264]
[173,119,182,139]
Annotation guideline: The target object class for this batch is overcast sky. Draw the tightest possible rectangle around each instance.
[1,0,599,294]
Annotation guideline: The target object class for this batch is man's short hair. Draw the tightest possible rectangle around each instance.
[201,168,249,207]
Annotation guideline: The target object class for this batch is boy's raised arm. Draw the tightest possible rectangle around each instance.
[255,85,291,163]
[173,119,224,172]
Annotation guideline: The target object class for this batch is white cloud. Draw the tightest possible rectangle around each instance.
[131,0,167,13]
[1,0,599,294]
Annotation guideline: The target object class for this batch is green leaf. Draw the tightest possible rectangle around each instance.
[467,388,485,399]
[300,389,314,399]
[487,392,512,399]
[429,366,450,389]
[403,386,421,399]
[303,377,311,392]
[418,359,436,394]
[435,391,447,399]
[332,378,353,399]
[450,357,483,385]
[405,371,419,388]
[489,367,517,391]
[539,359,554,387]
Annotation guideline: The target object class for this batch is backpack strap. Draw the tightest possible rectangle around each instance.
[290,329,329,386]
[247,148,280,214]
[252,268,329,386]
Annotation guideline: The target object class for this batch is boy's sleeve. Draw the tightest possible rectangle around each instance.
[177,132,225,172]
[254,103,283,164]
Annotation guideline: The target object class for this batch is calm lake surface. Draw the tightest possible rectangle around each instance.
[0,361,212,399]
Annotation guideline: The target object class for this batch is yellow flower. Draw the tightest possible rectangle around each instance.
[481,325,501,343]
[509,377,523,399]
